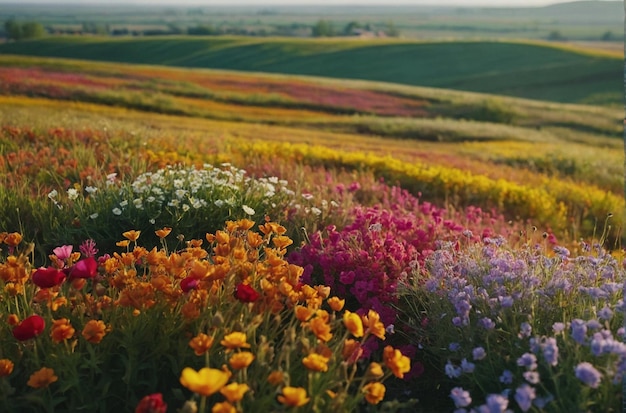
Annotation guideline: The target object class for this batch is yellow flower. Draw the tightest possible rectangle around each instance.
[211,401,236,413]
[327,296,345,312]
[220,332,251,351]
[189,333,214,356]
[278,386,310,407]
[50,318,75,343]
[267,370,284,385]
[122,230,141,242]
[362,310,386,340]
[179,367,231,397]
[309,317,332,342]
[302,353,330,372]
[363,382,386,404]
[366,362,384,379]
[383,346,411,379]
[343,311,364,338]
[220,382,250,402]
[295,305,314,323]
[82,320,107,344]
[0,359,14,377]
[228,352,255,370]
[27,367,58,388]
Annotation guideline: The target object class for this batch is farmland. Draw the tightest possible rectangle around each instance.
[0,3,624,411]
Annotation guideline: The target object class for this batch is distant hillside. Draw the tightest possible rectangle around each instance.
[0,36,621,105]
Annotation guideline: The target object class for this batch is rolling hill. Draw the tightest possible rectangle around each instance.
[0,36,621,105]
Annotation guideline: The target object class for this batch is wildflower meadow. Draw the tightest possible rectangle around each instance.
[0,55,623,412]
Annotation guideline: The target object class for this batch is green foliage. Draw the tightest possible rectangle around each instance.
[311,20,334,37]
[3,19,46,41]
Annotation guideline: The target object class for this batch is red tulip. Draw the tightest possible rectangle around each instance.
[32,267,66,288]
[135,393,167,413]
[234,283,260,303]
[12,315,45,341]
[67,257,98,279]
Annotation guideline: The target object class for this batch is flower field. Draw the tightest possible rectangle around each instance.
[0,55,624,412]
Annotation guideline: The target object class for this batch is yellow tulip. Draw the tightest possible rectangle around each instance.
[179,367,231,396]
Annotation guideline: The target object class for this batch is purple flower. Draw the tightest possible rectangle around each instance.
[479,317,495,330]
[574,362,602,388]
[449,342,461,352]
[552,322,565,334]
[518,322,532,338]
[499,369,513,384]
[514,384,536,412]
[570,319,587,344]
[517,353,538,371]
[483,394,509,413]
[598,306,613,321]
[461,358,475,373]
[450,387,472,408]
[533,394,554,409]
[542,337,559,366]
[445,361,462,378]
[523,371,540,384]
[472,346,486,361]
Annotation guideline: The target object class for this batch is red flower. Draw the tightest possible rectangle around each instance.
[67,257,98,279]
[13,315,45,341]
[180,277,198,293]
[234,283,260,303]
[135,393,167,413]
[32,267,66,288]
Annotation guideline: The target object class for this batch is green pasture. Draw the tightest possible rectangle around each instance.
[0,37,621,105]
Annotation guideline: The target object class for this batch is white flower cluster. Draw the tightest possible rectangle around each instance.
[111,163,293,218]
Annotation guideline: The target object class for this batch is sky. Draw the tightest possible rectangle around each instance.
[0,0,613,6]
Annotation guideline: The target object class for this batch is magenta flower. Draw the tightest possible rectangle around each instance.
[180,277,198,293]
[67,256,98,279]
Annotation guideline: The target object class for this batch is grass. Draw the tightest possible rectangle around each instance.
[0,36,622,105]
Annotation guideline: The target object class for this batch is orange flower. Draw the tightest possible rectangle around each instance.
[82,320,107,344]
[327,296,345,312]
[179,367,231,397]
[211,401,236,413]
[272,236,293,249]
[267,370,284,385]
[295,305,314,323]
[302,353,330,372]
[155,227,172,239]
[4,232,22,247]
[27,367,58,388]
[220,332,251,351]
[278,386,309,407]
[309,316,333,342]
[219,382,250,402]
[7,314,19,326]
[122,230,141,242]
[383,346,411,379]
[50,318,75,343]
[116,240,130,248]
[228,352,255,370]
[343,311,364,338]
[0,359,14,377]
[362,310,386,340]
[363,382,386,404]
[189,333,214,356]
[342,339,363,364]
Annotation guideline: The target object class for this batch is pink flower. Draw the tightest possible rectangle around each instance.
[13,315,45,341]
[53,245,73,261]
[32,267,66,288]
[135,393,167,413]
[180,277,198,293]
[67,257,98,279]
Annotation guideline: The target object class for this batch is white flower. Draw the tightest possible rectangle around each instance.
[112,208,122,216]
[106,173,117,181]
[85,186,98,195]
[119,200,128,207]
[67,188,79,200]
[302,193,314,201]
[47,189,58,199]
[215,200,225,208]
[89,213,99,219]
[242,205,255,215]
[311,207,322,216]
[133,198,143,208]
[182,204,190,212]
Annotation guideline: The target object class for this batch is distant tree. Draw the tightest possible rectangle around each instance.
[187,24,219,36]
[343,21,361,36]
[385,21,400,37]
[547,30,565,41]
[601,31,614,41]
[4,18,22,40]
[82,22,110,35]
[312,19,334,37]
[4,19,45,41]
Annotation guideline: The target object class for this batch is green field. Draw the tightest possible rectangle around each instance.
[0,36,621,105]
